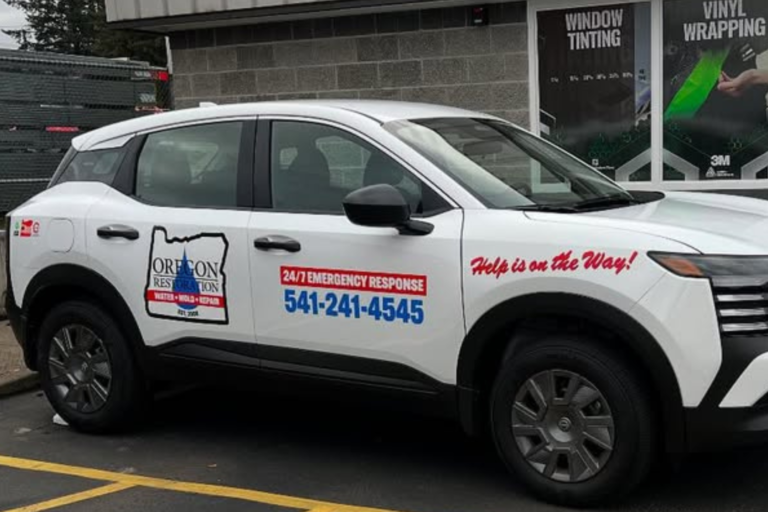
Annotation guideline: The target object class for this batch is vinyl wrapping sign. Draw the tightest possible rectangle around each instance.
[664,0,768,181]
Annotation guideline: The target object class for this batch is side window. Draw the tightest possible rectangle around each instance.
[136,122,243,208]
[55,148,124,186]
[270,121,446,215]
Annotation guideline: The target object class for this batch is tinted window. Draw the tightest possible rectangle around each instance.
[136,122,242,208]
[55,148,123,186]
[270,121,446,215]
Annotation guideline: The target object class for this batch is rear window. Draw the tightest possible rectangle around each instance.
[52,148,125,187]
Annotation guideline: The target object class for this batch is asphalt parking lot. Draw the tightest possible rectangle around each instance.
[3,388,768,512]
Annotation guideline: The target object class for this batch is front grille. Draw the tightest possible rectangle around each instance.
[714,280,768,335]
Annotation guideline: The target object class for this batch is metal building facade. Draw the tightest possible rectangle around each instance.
[106,0,330,22]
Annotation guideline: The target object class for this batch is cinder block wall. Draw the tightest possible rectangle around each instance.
[170,2,530,126]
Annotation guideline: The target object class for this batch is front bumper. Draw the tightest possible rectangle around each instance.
[686,405,768,451]
[686,334,768,452]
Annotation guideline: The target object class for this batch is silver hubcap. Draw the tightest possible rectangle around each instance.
[48,325,112,414]
[512,370,615,483]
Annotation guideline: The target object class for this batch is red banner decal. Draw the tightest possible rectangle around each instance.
[280,266,427,296]
[146,290,226,308]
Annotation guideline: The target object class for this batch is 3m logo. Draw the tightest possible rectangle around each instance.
[711,155,731,167]
[145,227,230,324]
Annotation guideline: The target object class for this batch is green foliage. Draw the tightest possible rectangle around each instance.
[2,0,167,66]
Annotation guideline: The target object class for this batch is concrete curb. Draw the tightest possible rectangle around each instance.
[0,372,39,398]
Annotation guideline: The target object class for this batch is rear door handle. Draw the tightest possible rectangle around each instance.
[97,225,140,241]
[254,235,301,253]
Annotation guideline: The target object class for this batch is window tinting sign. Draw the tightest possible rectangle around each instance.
[537,3,652,182]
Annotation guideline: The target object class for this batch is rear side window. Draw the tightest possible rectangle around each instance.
[135,122,243,208]
[53,148,124,186]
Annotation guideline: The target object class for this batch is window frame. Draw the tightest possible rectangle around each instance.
[254,117,456,218]
[112,118,257,211]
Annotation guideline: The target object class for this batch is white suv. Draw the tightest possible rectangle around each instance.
[5,101,768,506]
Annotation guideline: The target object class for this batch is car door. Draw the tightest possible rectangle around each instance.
[86,120,258,349]
[249,118,465,386]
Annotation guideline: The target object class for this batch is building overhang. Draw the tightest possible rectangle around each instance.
[106,0,500,32]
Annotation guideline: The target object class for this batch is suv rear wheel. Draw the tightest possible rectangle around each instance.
[490,336,655,507]
[37,300,147,433]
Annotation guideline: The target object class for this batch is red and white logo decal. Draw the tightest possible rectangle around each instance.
[17,219,40,238]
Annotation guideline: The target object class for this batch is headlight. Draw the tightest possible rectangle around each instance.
[651,253,768,335]
[649,253,768,287]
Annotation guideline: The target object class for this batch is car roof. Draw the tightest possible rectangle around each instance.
[72,100,490,151]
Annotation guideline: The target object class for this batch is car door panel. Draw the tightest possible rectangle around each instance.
[249,209,464,383]
[248,117,465,383]
[85,120,257,348]
[87,190,254,347]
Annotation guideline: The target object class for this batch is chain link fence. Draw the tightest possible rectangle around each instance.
[0,49,172,214]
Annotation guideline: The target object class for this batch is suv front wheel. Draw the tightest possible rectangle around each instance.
[37,300,147,433]
[490,336,656,507]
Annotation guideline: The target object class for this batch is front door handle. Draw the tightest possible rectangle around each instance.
[254,235,301,253]
[97,225,140,241]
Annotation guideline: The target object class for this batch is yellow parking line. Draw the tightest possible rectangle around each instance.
[0,455,403,512]
[306,506,344,512]
[0,482,133,512]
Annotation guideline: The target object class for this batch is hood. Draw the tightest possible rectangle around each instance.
[526,192,768,255]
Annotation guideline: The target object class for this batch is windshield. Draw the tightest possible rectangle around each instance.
[385,118,634,211]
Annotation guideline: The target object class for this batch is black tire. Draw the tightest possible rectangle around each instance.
[490,336,655,507]
[37,300,147,434]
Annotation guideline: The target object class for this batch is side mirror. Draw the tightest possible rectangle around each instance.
[343,184,433,236]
